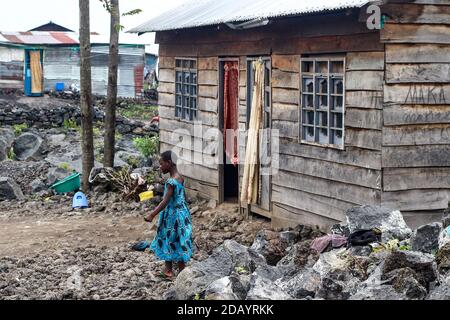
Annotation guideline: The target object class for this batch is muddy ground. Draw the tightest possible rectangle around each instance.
[0,200,270,300]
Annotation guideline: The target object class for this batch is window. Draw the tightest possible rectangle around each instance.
[300,58,345,148]
[175,58,197,121]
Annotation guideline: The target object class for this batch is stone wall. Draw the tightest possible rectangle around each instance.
[0,99,156,136]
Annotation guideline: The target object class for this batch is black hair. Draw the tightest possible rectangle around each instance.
[161,150,177,166]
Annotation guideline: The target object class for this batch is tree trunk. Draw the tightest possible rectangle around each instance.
[103,0,120,168]
[79,0,94,192]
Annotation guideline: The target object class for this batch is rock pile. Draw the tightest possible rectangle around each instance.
[0,124,159,200]
[171,206,450,300]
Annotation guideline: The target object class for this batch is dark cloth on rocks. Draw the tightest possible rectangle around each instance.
[347,229,382,247]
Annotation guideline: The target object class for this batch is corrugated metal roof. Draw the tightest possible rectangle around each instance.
[129,0,371,33]
[0,31,148,46]
[0,34,10,43]
[29,21,75,33]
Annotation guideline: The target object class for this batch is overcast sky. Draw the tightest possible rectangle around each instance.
[0,0,188,53]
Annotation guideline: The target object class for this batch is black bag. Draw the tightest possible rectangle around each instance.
[347,228,382,247]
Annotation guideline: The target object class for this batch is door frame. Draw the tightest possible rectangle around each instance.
[24,48,44,97]
[218,57,240,204]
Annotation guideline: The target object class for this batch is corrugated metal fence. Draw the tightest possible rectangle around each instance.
[43,45,145,98]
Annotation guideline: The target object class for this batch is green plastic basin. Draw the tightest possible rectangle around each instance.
[50,173,81,194]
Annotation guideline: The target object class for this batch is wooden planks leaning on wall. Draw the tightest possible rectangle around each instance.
[381,1,450,226]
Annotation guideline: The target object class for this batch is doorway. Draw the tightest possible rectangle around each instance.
[24,49,44,97]
[219,59,240,203]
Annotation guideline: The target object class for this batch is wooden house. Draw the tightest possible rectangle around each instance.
[130,0,450,230]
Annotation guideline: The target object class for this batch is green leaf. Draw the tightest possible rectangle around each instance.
[99,0,111,12]
[122,9,142,17]
[114,23,125,33]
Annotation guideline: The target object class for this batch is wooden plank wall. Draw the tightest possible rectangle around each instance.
[270,51,385,231]
[380,0,450,228]
[158,56,220,201]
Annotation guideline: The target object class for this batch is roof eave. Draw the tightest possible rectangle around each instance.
[128,6,364,33]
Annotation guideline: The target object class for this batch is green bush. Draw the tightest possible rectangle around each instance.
[63,118,79,130]
[94,141,104,163]
[133,136,159,159]
[145,170,158,185]
[13,123,28,136]
[95,153,104,164]
[126,156,141,168]
[93,127,101,138]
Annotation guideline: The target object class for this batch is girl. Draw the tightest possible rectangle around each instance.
[145,150,193,279]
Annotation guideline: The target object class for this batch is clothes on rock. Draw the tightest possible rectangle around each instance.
[311,228,383,253]
[150,178,194,263]
[347,228,382,248]
[311,234,348,253]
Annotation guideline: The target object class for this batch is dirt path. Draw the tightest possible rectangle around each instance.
[0,215,152,258]
[0,203,270,300]
[0,202,268,258]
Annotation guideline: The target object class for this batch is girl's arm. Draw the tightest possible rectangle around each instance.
[145,184,174,222]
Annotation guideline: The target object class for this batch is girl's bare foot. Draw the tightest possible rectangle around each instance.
[162,261,174,278]
[163,270,174,278]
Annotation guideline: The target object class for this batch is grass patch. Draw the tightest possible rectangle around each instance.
[119,104,158,121]
[58,163,73,171]
[13,123,28,136]
[63,118,79,131]
[7,148,15,160]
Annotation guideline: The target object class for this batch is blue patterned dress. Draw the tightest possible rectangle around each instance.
[150,178,193,263]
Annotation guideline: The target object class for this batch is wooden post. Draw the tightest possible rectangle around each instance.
[79,0,94,192]
[104,0,120,168]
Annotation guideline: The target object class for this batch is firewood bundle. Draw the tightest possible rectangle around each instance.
[101,167,148,202]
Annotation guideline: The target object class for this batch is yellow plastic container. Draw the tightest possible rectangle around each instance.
[139,191,154,202]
